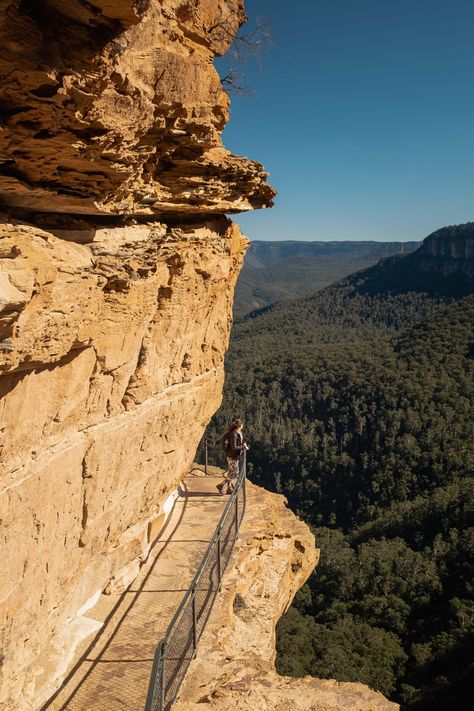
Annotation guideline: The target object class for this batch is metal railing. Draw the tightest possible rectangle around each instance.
[192,437,227,475]
[144,451,247,711]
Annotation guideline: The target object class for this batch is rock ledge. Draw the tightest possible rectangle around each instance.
[175,482,398,711]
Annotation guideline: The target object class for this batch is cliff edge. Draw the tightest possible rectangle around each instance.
[0,1,275,708]
[176,482,397,711]
[0,2,396,711]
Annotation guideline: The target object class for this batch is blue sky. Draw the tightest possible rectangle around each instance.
[216,0,474,242]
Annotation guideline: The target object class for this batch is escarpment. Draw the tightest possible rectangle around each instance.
[0,215,249,710]
[0,3,397,711]
[345,224,474,299]
[419,222,474,274]
[0,1,275,708]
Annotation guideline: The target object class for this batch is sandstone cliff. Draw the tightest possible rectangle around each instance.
[0,3,396,711]
[0,1,274,708]
[419,222,474,276]
[345,223,474,299]
[0,0,274,215]
[0,216,248,709]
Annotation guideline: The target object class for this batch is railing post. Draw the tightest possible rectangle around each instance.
[159,640,166,711]
[234,490,239,542]
[191,586,197,652]
[144,638,165,711]
[217,526,222,590]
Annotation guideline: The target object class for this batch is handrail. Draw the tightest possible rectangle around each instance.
[161,459,242,636]
[201,438,220,475]
[144,451,247,711]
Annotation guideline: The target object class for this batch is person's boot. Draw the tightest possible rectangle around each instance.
[216,481,226,495]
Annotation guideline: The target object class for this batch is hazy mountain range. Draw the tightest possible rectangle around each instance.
[234,239,420,317]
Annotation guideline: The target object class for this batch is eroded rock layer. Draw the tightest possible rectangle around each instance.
[0,1,275,707]
[421,223,474,274]
[0,0,275,215]
[176,483,398,711]
[0,215,247,709]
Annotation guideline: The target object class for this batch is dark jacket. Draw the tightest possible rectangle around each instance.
[226,430,245,459]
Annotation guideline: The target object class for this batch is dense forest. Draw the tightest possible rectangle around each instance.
[207,241,474,709]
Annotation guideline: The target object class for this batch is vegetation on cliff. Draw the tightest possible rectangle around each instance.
[209,243,474,710]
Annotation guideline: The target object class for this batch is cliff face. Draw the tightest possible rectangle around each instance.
[175,483,398,711]
[0,4,396,711]
[0,216,248,709]
[0,0,274,215]
[420,223,474,275]
[345,223,474,299]
[0,2,274,708]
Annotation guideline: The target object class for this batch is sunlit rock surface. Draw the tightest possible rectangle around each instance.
[1,2,396,711]
[0,0,274,215]
[0,216,247,709]
[0,2,274,707]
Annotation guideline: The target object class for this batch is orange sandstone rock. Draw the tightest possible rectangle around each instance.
[0,0,275,216]
[0,216,247,709]
[0,2,275,706]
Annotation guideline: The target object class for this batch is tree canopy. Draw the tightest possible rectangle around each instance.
[206,259,474,709]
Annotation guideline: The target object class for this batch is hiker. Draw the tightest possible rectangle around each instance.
[217,419,249,495]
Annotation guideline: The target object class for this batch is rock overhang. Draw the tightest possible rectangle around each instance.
[0,3,277,708]
[0,0,276,218]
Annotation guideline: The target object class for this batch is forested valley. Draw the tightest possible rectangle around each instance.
[234,239,419,317]
[207,238,474,709]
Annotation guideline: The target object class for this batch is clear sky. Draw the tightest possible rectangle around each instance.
[216,0,474,242]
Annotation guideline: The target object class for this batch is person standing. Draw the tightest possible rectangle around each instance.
[217,419,249,495]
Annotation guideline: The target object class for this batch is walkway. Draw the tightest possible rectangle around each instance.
[45,472,228,711]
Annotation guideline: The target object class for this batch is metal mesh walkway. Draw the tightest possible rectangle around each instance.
[45,473,230,711]
[145,455,246,711]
